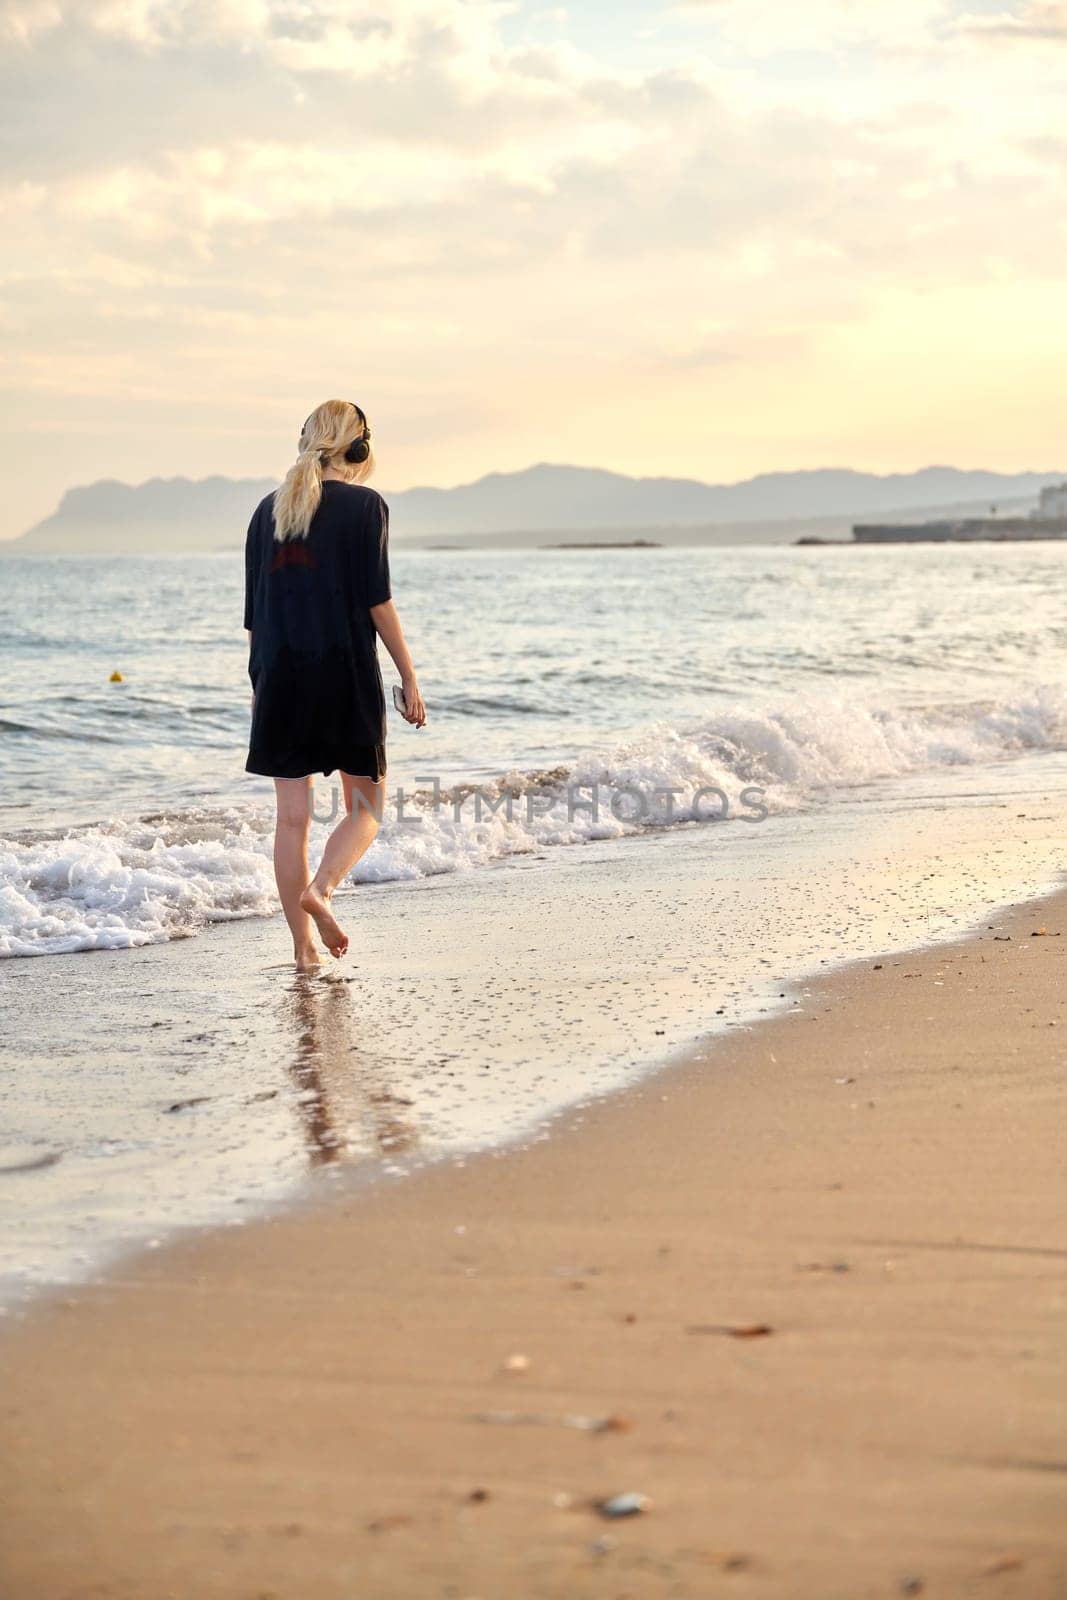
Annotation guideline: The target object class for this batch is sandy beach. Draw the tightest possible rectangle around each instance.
[2,885,1065,1598]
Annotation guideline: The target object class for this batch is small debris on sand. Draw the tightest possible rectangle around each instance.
[596,1491,651,1519]
[471,1410,631,1433]
[702,1550,753,1572]
[686,1322,774,1339]
[0,1145,63,1174]
[981,1554,1024,1576]
[366,1513,412,1533]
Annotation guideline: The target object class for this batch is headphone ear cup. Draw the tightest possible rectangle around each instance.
[345,437,370,464]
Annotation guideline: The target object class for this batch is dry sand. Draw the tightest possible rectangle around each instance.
[2,893,1066,1598]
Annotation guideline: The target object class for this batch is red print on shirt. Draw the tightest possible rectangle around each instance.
[269,542,317,574]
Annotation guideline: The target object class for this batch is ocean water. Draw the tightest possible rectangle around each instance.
[5,536,1067,1303]
[3,541,1067,956]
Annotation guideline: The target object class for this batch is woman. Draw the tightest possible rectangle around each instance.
[244,398,426,970]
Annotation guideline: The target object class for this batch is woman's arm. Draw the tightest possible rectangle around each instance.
[369,599,426,727]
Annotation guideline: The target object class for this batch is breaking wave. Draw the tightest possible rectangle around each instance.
[4,685,1066,957]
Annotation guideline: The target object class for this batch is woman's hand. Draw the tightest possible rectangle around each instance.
[368,600,426,727]
[401,676,426,728]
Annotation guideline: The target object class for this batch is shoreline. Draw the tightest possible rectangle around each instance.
[6,767,1067,1310]
[2,888,1066,1597]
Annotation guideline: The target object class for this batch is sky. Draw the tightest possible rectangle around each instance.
[2,0,1066,537]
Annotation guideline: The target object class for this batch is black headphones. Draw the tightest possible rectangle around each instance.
[343,401,371,464]
[301,401,371,464]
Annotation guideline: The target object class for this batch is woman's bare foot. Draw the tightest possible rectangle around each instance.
[299,883,349,958]
[294,941,322,973]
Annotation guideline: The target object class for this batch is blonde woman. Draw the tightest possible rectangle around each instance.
[244,398,426,970]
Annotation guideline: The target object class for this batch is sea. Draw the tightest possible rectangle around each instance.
[4,537,1067,1302]
[5,540,1067,952]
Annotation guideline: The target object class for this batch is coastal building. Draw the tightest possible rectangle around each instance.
[1036,482,1067,519]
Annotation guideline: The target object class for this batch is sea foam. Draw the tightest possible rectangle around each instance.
[3,685,1066,957]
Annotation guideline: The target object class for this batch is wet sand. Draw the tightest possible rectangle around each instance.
[8,772,1067,1303]
[2,889,1066,1598]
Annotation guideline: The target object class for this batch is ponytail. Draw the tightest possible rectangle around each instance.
[273,448,324,542]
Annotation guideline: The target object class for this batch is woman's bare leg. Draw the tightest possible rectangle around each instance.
[300,774,383,959]
[273,777,320,971]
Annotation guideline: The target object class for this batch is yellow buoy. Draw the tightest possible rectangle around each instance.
[109,670,124,683]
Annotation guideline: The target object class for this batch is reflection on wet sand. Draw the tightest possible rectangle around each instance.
[281,975,420,1167]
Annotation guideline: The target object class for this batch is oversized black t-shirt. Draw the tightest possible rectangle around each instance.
[243,481,392,779]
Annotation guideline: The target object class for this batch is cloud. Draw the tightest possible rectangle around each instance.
[1,0,1066,537]
[0,1,61,40]
[669,0,954,51]
[954,2,1067,39]
[2,0,1056,277]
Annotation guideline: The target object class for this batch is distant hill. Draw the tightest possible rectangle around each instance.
[6,476,278,554]
[392,463,1065,538]
[5,463,1065,552]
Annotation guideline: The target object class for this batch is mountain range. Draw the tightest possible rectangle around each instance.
[5,462,1065,552]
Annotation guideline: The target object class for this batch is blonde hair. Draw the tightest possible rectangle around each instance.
[272,398,376,541]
